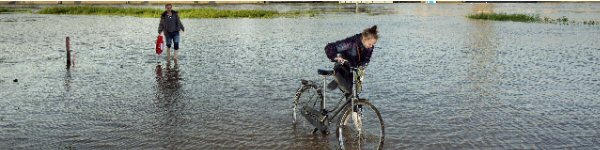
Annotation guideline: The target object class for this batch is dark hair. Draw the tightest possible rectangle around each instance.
[165,4,172,7]
[362,25,378,39]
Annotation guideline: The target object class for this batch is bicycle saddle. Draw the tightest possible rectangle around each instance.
[317,69,334,76]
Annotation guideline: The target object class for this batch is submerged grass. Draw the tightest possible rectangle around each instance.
[179,8,278,18]
[0,7,9,13]
[0,7,32,13]
[542,16,574,25]
[37,6,317,18]
[38,6,161,17]
[583,20,600,25]
[467,12,540,22]
[467,12,599,26]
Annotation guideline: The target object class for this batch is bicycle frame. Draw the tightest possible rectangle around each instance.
[294,63,364,130]
[320,66,362,124]
[294,64,383,149]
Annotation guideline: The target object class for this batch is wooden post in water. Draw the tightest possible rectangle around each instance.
[355,2,359,13]
[72,42,76,67]
[66,37,71,69]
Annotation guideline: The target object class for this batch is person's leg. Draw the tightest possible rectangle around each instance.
[166,48,171,62]
[333,64,352,95]
[173,32,180,60]
[165,32,173,62]
[351,109,361,132]
[334,65,360,127]
[173,49,177,60]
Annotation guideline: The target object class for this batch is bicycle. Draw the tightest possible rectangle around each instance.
[293,62,385,150]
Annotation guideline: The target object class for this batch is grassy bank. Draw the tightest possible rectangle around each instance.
[0,7,32,13]
[37,6,317,18]
[0,7,9,13]
[467,13,540,22]
[467,12,599,25]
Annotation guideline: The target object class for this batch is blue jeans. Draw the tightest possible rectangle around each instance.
[165,31,180,50]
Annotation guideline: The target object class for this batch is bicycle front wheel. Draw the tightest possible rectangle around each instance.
[337,100,384,150]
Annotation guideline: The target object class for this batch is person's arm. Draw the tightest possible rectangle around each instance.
[325,42,338,62]
[158,16,165,34]
[325,37,354,62]
[177,14,184,32]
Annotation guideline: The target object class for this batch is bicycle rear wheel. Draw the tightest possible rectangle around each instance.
[293,80,323,124]
[337,99,384,150]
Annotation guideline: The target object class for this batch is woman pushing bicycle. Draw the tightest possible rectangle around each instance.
[292,25,384,149]
[325,25,378,95]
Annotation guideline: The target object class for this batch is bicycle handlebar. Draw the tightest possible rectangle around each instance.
[336,61,361,71]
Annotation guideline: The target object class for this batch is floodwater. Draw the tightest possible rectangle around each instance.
[1,3,599,149]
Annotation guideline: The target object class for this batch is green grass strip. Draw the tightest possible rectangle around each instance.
[0,7,32,13]
[467,12,540,22]
[37,6,316,18]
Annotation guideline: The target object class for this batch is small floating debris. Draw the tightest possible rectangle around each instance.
[13,79,18,82]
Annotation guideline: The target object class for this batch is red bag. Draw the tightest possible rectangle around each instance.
[155,35,164,55]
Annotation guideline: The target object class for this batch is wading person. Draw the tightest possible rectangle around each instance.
[324,25,378,126]
[158,4,185,62]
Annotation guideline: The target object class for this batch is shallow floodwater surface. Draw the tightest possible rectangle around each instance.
[1,3,599,149]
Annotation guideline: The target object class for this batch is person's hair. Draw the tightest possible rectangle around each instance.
[362,25,378,40]
[165,4,172,7]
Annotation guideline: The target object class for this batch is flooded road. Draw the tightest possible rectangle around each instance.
[1,3,599,149]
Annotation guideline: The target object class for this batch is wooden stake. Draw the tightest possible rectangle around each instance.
[66,37,71,69]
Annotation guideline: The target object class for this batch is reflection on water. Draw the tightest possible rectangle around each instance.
[154,61,183,105]
[63,70,72,100]
[471,3,495,14]
[153,61,186,149]
[0,3,599,150]
[467,3,498,100]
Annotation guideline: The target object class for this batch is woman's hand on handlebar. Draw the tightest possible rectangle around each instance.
[334,56,347,64]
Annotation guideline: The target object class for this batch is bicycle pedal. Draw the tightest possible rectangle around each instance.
[301,80,309,85]
[312,128,319,134]
[320,109,328,115]
[353,105,363,112]
[320,116,327,123]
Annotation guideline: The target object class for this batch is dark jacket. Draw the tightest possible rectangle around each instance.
[158,11,185,33]
[325,34,374,67]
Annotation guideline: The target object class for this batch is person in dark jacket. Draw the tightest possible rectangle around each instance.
[325,25,378,95]
[158,4,185,62]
